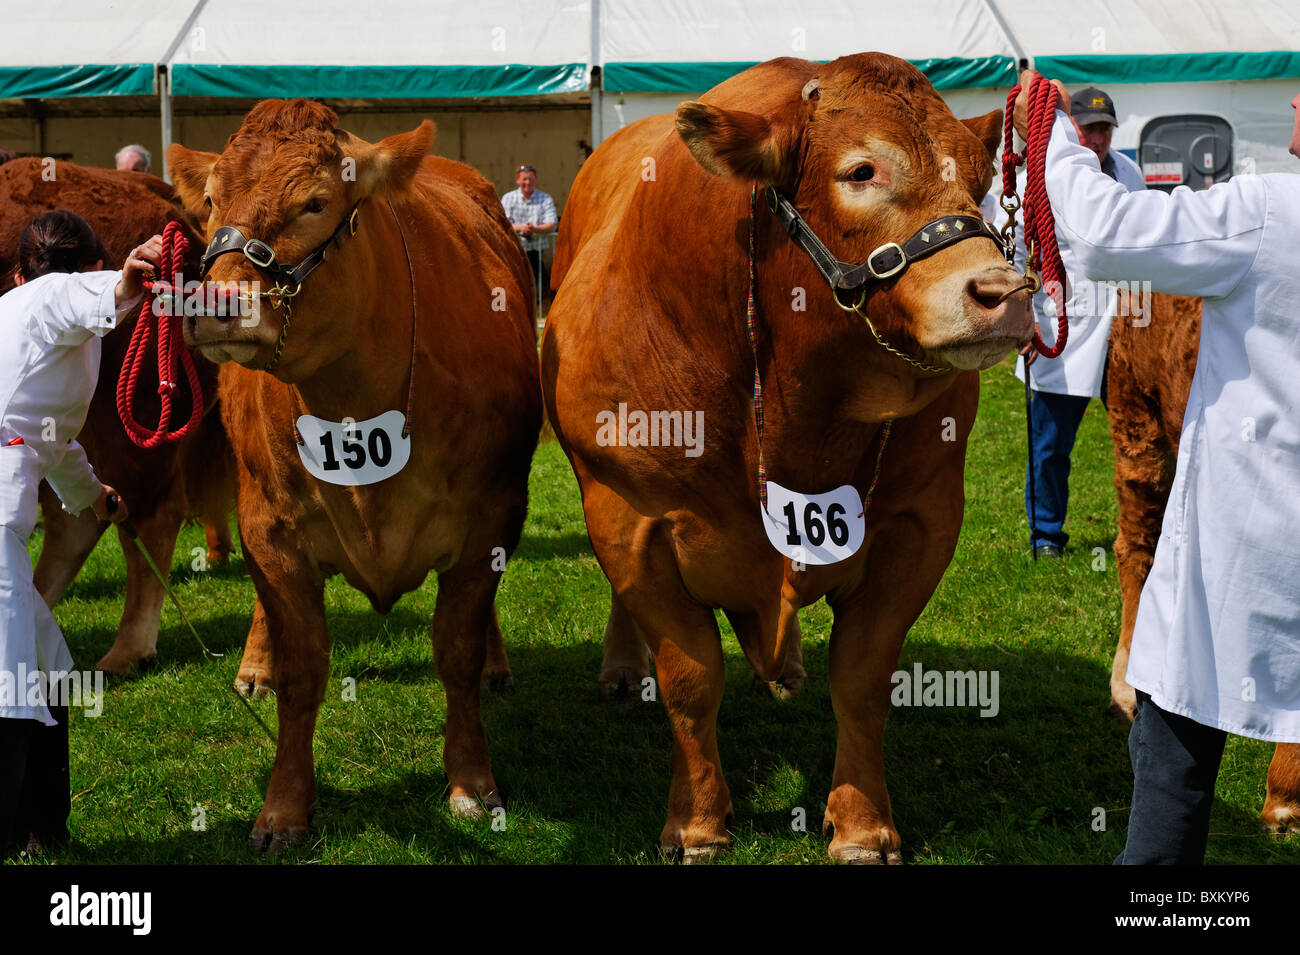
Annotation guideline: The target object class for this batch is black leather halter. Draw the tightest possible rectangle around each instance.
[199,203,362,290]
[765,186,1004,300]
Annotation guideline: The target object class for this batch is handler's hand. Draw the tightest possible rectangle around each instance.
[1012,69,1070,142]
[1019,341,1039,368]
[92,485,129,524]
[114,234,164,308]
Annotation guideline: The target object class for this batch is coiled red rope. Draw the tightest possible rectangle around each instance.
[116,220,203,448]
[1002,76,1069,359]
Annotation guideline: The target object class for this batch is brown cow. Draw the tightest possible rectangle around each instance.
[0,158,235,673]
[1107,291,1300,834]
[168,99,541,851]
[542,55,1032,862]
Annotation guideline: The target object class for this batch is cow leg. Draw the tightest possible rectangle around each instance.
[235,598,275,699]
[598,589,651,701]
[433,562,504,818]
[33,486,105,608]
[204,519,233,567]
[1109,407,1172,722]
[96,504,183,674]
[1262,743,1300,835]
[482,604,514,693]
[243,543,328,853]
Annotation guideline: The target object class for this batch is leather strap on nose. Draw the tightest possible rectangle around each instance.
[765,186,1004,294]
[199,203,361,288]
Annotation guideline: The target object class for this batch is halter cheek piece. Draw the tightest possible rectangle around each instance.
[764,186,1006,373]
[197,203,362,371]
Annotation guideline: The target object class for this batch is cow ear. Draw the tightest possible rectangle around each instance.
[344,121,435,197]
[961,109,1004,161]
[675,101,794,185]
[167,144,218,220]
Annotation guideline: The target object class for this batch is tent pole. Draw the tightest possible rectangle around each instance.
[159,66,173,183]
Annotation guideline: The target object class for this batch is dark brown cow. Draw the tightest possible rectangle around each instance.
[542,55,1032,862]
[168,99,541,851]
[1108,290,1300,834]
[0,158,235,673]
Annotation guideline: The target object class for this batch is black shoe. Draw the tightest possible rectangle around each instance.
[1034,543,1062,559]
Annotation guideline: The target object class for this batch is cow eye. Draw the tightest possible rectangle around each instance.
[203,195,213,212]
[304,197,327,214]
[849,164,876,183]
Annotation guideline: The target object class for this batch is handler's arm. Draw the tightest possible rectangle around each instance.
[1045,113,1265,298]
[44,439,102,516]
[30,271,141,348]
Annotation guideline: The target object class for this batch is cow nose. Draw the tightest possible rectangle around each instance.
[966,271,1028,312]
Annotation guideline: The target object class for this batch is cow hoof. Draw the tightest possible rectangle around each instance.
[751,673,805,700]
[248,824,308,855]
[206,547,231,567]
[235,674,275,700]
[1108,685,1138,723]
[449,791,503,819]
[659,842,725,864]
[832,845,905,865]
[598,666,647,702]
[95,649,157,677]
[1261,806,1299,836]
[485,672,515,695]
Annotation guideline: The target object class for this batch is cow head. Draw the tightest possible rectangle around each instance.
[676,54,1032,372]
[168,99,432,377]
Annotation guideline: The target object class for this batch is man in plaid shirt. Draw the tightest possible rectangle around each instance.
[501,163,558,299]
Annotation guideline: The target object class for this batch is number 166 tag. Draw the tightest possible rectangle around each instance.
[760,480,866,565]
[295,410,411,486]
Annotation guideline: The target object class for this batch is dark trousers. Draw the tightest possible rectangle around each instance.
[1115,691,1227,865]
[0,706,70,858]
[524,247,549,303]
[1025,389,1094,549]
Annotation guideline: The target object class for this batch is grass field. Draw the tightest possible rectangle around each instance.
[20,358,1299,865]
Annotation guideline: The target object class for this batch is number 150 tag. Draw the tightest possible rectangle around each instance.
[295,411,411,486]
[760,480,866,565]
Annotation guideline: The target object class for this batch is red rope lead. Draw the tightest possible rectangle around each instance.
[1003,77,1070,359]
[116,221,204,448]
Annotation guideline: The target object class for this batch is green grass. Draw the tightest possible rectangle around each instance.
[17,358,1298,864]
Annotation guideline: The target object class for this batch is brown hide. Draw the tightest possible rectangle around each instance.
[0,158,236,673]
[1106,290,1300,833]
[166,99,541,850]
[542,54,1031,862]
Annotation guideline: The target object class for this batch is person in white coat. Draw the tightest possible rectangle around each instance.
[0,210,160,857]
[999,86,1147,558]
[1014,71,1300,863]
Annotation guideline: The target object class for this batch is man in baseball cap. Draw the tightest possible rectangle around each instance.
[1070,86,1120,171]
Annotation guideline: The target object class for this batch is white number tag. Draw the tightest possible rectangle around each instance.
[760,480,865,565]
[294,410,410,486]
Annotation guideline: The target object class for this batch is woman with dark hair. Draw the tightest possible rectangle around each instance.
[0,210,161,857]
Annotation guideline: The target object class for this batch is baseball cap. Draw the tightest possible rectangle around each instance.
[1070,87,1117,127]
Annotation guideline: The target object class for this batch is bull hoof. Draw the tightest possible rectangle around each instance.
[659,842,726,864]
[1261,805,1299,836]
[832,845,905,865]
[235,671,275,700]
[95,649,157,677]
[248,824,309,855]
[484,671,515,695]
[1109,684,1138,723]
[449,790,504,819]
[206,547,232,567]
[751,673,805,700]
[598,666,648,702]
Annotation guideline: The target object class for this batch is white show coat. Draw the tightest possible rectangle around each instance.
[0,270,137,724]
[996,149,1147,397]
[1044,111,1300,742]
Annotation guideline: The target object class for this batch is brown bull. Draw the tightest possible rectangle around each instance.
[1107,291,1300,834]
[542,55,1032,862]
[168,99,541,851]
[0,158,235,673]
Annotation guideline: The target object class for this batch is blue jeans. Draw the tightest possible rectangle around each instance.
[1115,691,1226,864]
[1025,389,1093,549]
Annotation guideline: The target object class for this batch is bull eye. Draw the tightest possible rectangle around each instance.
[849,164,876,183]
[304,197,327,215]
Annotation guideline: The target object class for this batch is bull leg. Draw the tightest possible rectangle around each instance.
[598,588,651,701]
[33,486,105,608]
[482,604,514,693]
[432,562,504,817]
[96,504,183,674]
[243,542,328,853]
[235,598,275,699]
[1262,743,1300,835]
[1109,420,1172,722]
[204,519,233,567]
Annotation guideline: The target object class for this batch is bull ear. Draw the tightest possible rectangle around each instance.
[961,109,1004,161]
[343,121,435,197]
[167,144,219,220]
[675,101,795,184]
